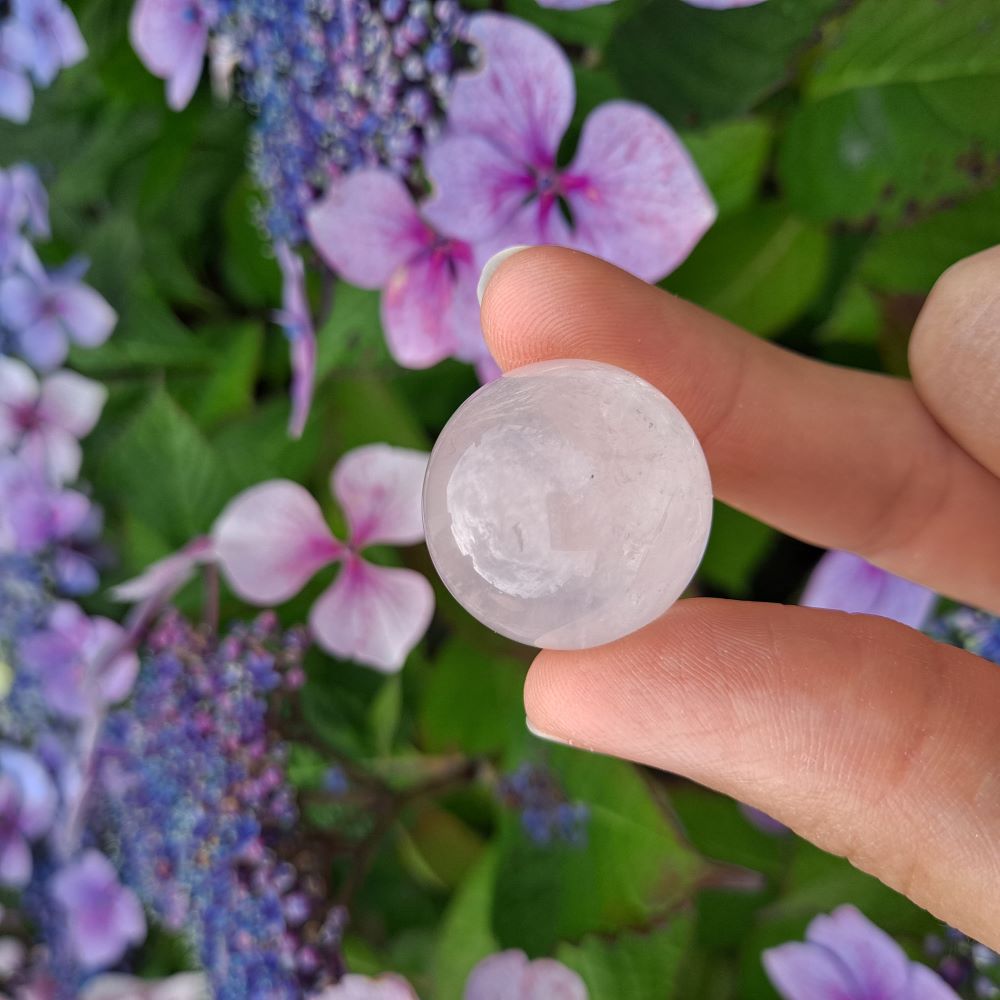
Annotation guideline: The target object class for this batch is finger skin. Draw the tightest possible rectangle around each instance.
[524,599,1000,949]
[910,245,1000,479]
[480,246,1000,614]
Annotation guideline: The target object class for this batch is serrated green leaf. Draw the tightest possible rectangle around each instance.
[557,919,694,1000]
[493,750,704,954]
[665,203,830,337]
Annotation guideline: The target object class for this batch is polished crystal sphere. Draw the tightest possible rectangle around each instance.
[422,360,713,649]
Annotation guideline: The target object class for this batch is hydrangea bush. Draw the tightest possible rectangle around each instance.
[1,0,999,997]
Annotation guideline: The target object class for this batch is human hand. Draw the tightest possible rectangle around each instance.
[478,245,1000,950]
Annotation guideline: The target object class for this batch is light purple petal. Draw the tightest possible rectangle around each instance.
[13,0,86,85]
[38,369,107,437]
[567,101,716,282]
[213,480,343,604]
[0,747,57,837]
[521,959,587,1000]
[739,803,789,836]
[0,356,39,449]
[0,272,44,331]
[907,964,962,1000]
[129,0,209,110]
[800,550,937,630]
[332,444,429,548]
[110,536,214,604]
[81,973,210,1000]
[806,906,910,998]
[18,315,69,369]
[275,243,316,439]
[9,164,49,238]
[423,135,533,245]
[51,547,100,595]
[88,617,139,707]
[307,170,427,287]
[56,281,117,348]
[684,0,768,7]
[314,974,418,1000]
[464,951,529,1000]
[31,426,82,484]
[309,558,434,672]
[536,0,614,6]
[762,941,858,1000]
[381,242,479,369]
[0,64,33,124]
[0,835,31,888]
[449,14,574,167]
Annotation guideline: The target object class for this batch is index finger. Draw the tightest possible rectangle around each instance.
[479,246,1000,614]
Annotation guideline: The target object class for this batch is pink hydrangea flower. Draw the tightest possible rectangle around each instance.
[311,974,418,1000]
[464,950,587,1000]
[274,241,317,438]
[763,906,959,1000]
[50,850,146,971]
[17,601,140,721]
[800,550,937,630]
[424,13,715,284]
[213,444,434,672]
[110,534,215,607]
[0,245,117,370]
[129,0,212,110]
[307,170,489,375]
[0,357,106,484]
[79,972,209,1000]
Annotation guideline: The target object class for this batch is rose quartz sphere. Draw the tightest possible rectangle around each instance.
[422,360,713,650]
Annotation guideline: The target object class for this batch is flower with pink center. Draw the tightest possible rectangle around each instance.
[50,850,147,971]
[423,13,716,284]
[274,241,317,438]
[800,550,937,630]
[129,0,213,111]
[0,356,106,484]
[17,601,140,721]
[213,443,434,672]
[0,246,117,370]
[307,169,490,375]
[763,905,959,1000]
[464,950,587,1000]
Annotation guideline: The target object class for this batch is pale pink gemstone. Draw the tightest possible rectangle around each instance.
[422,360,713,649]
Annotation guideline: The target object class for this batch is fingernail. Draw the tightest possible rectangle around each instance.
[526,717,572,747]
[477,245,532,305]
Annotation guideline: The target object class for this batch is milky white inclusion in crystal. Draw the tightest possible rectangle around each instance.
[422,360,713,649]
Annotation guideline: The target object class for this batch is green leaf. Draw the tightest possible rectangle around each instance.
[370,676,403,757]
[419,639,527,757]
[493,750,704,954]
[608,0,841,126]
[681,119,773,219]
[433,849,500,1000]
[95,386,232,545]
[220,176,282,309]
[700,502,777,597]
[665,204,830,337]
[782,0,1000,222]
[315,282,390,379]
[557,919,695,1000]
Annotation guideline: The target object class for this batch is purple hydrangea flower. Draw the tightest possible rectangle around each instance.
[307,169,485,372]
[0,357,106,485]
[800,550,937,630]
[11,0,87,87]
[0,456,90,556]
[17,601,139,721]
[497,763,589,847]
[0,747,57,887]
[129,0,213,110]
[50,850,146,971]
[423,13,716,283]
[0,22,35,123]
[213,443,433,671]
[0,246,117,371]
[763,905,960,1000]
[464,951,587,1000]
[0,164,49,270]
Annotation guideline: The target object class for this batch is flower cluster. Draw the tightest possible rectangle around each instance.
[935,607,1000,666]
[99,612,348,999]
[497,763,589,847]
[925,926,1000,999]
[0,0,86,123]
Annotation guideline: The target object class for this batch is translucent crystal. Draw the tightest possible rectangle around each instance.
[423,360,713,649]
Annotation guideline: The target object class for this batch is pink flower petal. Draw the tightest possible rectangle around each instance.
[684,0,768,7]
[464,951,529,1000]
[423,135,533,245]
[309,558,433,672]
[0,356,38,449]
[129,0,209,110]
[0,63,33,124]
[762,941,859,999]
[30,425,82,484]
[449,14,574,167]
[38,367,107,438]
[312,974,418,1000]
[110,535,215,604]
[213,480,343,604]
[307,170,427,288]
[80,973,210,1000]
[567,101,716,282]
[522,960,587,1000]
[381,242,481,369]
[536,0,613,6]
[275,243,316,439]
[332,443,429,548]
[57,282,117,347]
